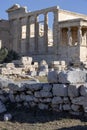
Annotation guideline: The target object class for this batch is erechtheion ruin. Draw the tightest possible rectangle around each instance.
[0,4,87,64]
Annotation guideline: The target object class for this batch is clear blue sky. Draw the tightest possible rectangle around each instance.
[0,0,87,19]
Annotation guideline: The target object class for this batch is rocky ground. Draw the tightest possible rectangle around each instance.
[0,106,87,130]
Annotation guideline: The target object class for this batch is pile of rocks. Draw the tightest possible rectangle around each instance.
[0,57,39,77]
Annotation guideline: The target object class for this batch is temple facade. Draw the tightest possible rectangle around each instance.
[0,4,87,64]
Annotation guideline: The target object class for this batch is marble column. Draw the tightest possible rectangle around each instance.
[9,20,13,50]
[58,27,61,45]
[67,27,72,46]
[53,9,59,54]
[35,15,38,53]
[17,18,22,53]
[78,26,82,45]
[26,16,30,54]
[44,13,48,53]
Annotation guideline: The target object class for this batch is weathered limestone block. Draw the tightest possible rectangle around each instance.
[8,83,21,91]
[80,84,87,96]
[48,69,86,84]
[58,71,69,84]
[5,63,15,68]
[83,104,87,113]
[9,93,15,102]
[60,61,66,66]
[47,69,58,83]
[20,93,26,101]
[33,97,39,103]
[11,68,22,75]
[53,84,68,97]
[0,90,4,95]
[0,101,6,113]
[52,97,63,105]
[25,95,34,102]
[67,69,86,84]
[71,104,80,112]
[0,68,14,75]
[34,91,52,98]
[63,104,71,111]
[39,64,48,71]
[33,62,38,68]
[63,97,70,104]
[69,111,82,116]
[29,102,36,107]
[29,71,37,76]
[15,95,21,102]
[51,61,60,68]
[0,78,13,88]
[23,102,29,107]
[42,84,52,92]
[24,83,42,91]
[21,57,32,65]
[38,103,48,110]
[40,98,52,103]
[0,95,7,102]
[40,60,47,66]
[72,96,87,106]
[38,60,48,76]
[38,71,47,76]
[68,84,80,97]
[26,91,33,95]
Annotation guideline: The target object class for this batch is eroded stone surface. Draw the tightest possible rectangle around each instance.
[53,84,68,97]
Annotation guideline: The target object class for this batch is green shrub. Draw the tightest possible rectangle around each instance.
[0,47,20,63]
[0,47,8,63]
[4,49,20,63]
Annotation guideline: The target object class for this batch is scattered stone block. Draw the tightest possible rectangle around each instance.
[67,69,86,84]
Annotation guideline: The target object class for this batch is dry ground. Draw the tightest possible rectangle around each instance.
[0,105,87,130]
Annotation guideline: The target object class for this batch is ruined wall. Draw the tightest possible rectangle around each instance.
[0,20,10,49]
[0,81,87,114]
[58,45,80,63]
[6,5,59,62]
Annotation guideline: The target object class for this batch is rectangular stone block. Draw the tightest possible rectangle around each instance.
[53,84,68,97]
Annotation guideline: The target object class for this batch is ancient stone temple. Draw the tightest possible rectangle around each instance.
[0,4,87,64]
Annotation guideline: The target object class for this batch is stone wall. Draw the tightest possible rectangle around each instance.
[0,20,10,49]
[0,80,87,114]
